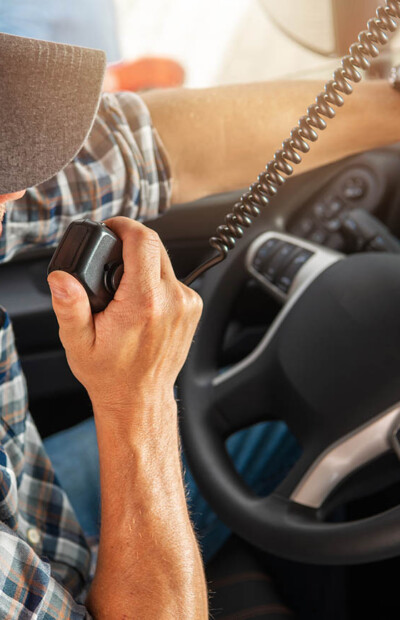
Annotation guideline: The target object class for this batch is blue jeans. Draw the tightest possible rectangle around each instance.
[44,417,300,563]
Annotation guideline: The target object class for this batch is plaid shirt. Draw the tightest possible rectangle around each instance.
[0,92,171,618]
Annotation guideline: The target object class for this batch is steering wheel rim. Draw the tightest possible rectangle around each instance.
[180,230,400,565]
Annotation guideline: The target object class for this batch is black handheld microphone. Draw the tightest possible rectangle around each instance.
[48,220,123,313]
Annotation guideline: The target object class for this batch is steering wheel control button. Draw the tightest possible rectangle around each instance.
[276,249,313,293]
[261,242,297,283]
[253,238,280,272]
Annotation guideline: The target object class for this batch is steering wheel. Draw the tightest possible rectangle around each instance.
[180,229,400,565]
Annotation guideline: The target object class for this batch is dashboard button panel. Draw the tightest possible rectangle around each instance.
[287,166,378,252]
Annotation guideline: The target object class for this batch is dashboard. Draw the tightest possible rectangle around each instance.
[287,147,400,253]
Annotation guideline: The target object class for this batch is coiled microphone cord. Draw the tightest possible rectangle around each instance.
[183,0,400,286]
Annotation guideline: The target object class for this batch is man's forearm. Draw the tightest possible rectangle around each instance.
[86,395,208,619]
[143,80,400,204]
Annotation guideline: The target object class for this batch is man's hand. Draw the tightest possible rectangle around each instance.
[47,217,208,619]
[47,216,202,414]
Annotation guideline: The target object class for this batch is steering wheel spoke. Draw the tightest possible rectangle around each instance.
[212,350,276,435]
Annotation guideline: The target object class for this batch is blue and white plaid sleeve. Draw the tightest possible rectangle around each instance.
[0,91,172,262]
[0,310,93,618]
[0,525,91,619]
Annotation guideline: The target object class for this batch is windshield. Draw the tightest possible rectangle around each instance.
[115,0,400,86]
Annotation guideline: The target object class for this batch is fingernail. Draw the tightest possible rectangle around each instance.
[48,282,69,299]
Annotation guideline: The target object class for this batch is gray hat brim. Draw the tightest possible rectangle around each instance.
[0,33,106,194]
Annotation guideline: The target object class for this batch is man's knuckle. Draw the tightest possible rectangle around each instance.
[194,296,203,317]
[147,228,160,242]
[129,225,146,244]
[178,289,194,318]
[174,285,186,306]
[142,227,159,245]
[190,288,202,304]
[186,288,203,314]
[172,287,201,324]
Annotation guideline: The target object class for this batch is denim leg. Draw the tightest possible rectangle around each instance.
[44,417,101,538]
[44,417,300,563]
[183,421,300,563]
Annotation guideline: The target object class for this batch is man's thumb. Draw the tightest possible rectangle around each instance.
[48,271,95,350]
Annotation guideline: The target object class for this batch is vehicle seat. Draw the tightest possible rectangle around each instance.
[206,535,295,619]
